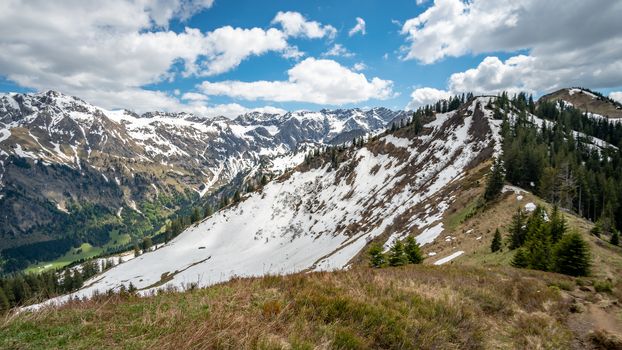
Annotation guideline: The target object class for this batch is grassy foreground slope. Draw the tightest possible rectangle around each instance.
[2,264,621,349]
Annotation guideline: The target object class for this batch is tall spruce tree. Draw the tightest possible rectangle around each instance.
[133,244,141,257]
[204,205,214,218]
[511,249,529,268]
[191,207,202,223]
[142,237,153,252]
[411,113,424,135]
[549,205,567,243]
[509,208,527,249]
[233,190,241,203]
[491,228,502,252]
[484,158,505,201]
[368,243,386,268]
[62,269,73,292]
[388,240,409,267]
[404,236,424,264]
[554,232,590,276]
[524,224,552,271]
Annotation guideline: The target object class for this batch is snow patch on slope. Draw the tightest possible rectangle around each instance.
[27,98,500,309]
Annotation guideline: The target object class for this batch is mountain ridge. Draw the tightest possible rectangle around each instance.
[27,96,502,306]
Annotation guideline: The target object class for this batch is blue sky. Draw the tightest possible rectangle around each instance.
[1,0,621,116]
[153,0,507,110]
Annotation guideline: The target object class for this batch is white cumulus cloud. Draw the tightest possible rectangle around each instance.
[323,44,354,58]
[0,2,339,113]
[199,26,289,76]
[352,62,367,71]
[348,17,366,36]
[406,87,451,110]
[199,58,394,105]
[272,11,337,39]
[610,92,622,105]
[402,0,622,99]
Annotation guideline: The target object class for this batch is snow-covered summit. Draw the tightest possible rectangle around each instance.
[0,90,409,250]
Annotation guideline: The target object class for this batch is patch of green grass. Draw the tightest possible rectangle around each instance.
[103,230,132,249]
[446,197,483,231]
[461,245,515,267]
[24,243,103,274]
[593,280,613,294]
[24,230,133,274]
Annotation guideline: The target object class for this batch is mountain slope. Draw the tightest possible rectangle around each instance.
[32,97,501,306]
[4,265,598,349]
[0,91,407,271]
[541,87,622,120]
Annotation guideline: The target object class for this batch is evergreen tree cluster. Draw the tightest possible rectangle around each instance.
[507,205,590,276]
[368,236,424,268]
[304,140,368,170]
[499,92,622,241]
[427,93,474,114]
[0,257,118,312]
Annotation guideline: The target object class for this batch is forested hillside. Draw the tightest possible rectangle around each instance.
[497,92,622,238]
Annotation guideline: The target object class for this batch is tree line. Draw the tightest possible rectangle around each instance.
[0,258,119,313]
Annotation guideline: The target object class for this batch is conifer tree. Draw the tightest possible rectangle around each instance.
[524,224,552,271]
[133,244,141,257]
[13,276,31,304]
[549,205,567,243]
[368,243,386,268]
[171,219,182,236]
[233,190,241,203]
[484,158,505,201]
[62,269,73,292]
[388,240,409,267]
[554,232,590,276]
[411,113,423,134]
[511,249,529,268]
[164,225,172,243]
[72,270,83,290]
[191,207,202,223]
[610,230,619,246]
[142,237,153,252]
[509,208,527,249]
[404,236,424,264]
[491,228,502,252]
[82,260,99,278]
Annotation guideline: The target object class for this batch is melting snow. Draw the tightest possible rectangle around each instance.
[524,202,537,212]
[382,135,412,149]
[433,251,464,265]
[26,97,499,309]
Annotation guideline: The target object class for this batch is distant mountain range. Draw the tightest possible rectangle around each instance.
[0,90,409,271]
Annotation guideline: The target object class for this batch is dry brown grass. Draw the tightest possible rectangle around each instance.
[1,264,582,349]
